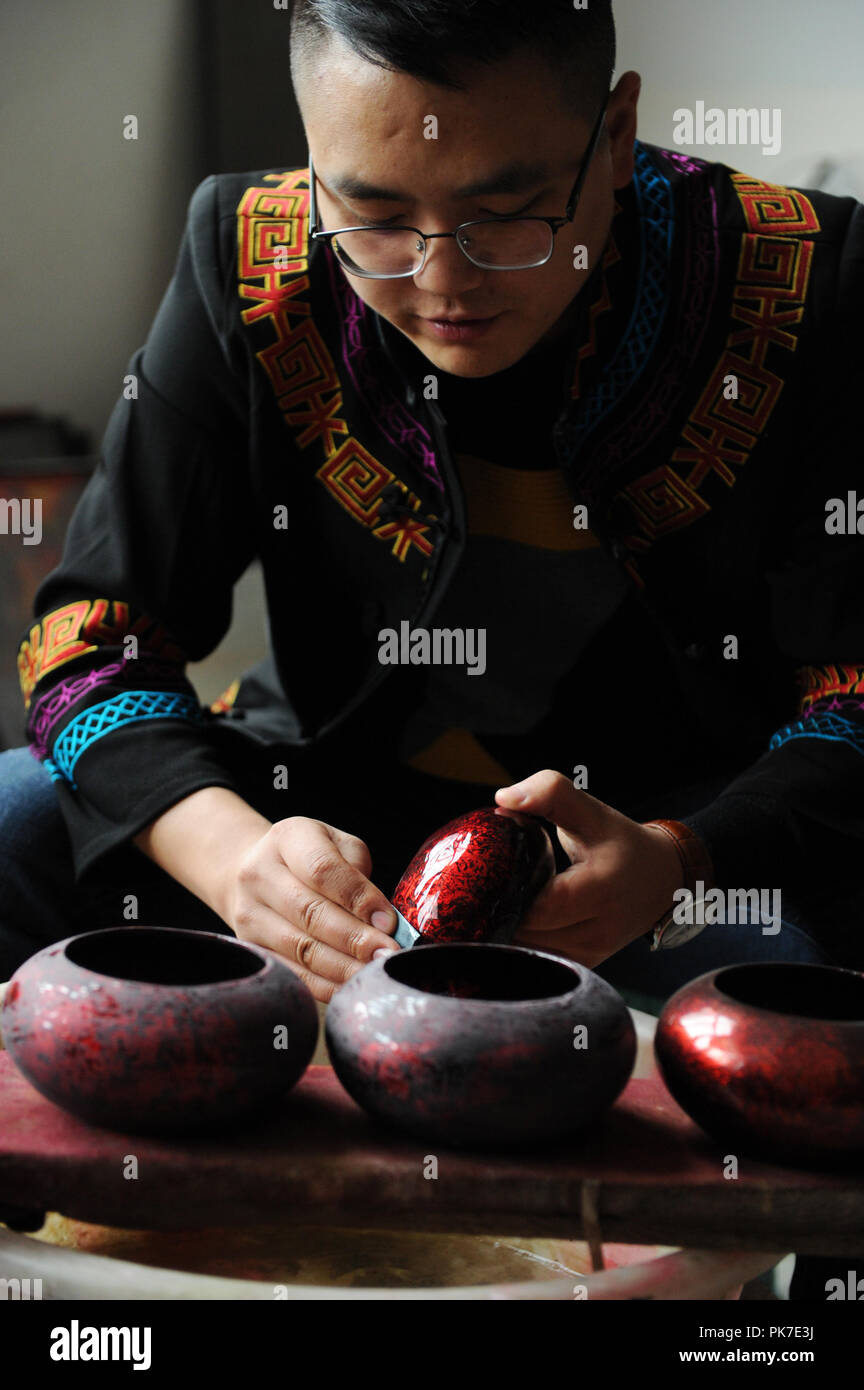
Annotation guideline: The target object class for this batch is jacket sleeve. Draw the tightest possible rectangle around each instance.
[17,174,260,883]
[678,197,864,962]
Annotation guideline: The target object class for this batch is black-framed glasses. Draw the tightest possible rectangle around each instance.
[307,98,608,278]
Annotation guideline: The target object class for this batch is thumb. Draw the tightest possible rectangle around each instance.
[495,770,609,852]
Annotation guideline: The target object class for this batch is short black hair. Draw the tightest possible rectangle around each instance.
[290,0,616,122]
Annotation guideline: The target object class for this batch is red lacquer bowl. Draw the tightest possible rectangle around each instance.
[392,806,555,945]
[326,942,636,1148]
[655,962,864,1167]
[1,926,318,1136]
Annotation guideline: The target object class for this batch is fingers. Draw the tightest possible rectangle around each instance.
[229,817,401,999]
[256,866,397,962]
[244,902,368,1003]
[274,817,398,943]
[495,769,610,844]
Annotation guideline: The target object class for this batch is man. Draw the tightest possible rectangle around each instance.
[3,0,862,1016]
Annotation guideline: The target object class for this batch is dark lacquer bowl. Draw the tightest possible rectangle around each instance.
[392,806,555,945]
[655,962,864,1167]
[1,926,318,1136]
[325,942,636,1148]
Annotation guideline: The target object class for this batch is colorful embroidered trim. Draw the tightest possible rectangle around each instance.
[621,174,820,560]
[769,711,864,759]
[18,599,186,710]
[565,144,673,449]
[568,226,622,405]
[235,170,439,564]
[210,678,241,714]
[326,247,442,492]
[659,151,709,178]
[797,664,864,716]
[27,658,184,762]
[46,690,203,790]
[581,159,720,528]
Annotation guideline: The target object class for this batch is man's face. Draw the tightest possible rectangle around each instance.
[296,41,640,378]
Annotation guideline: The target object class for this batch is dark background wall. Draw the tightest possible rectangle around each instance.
[199,0,306,174]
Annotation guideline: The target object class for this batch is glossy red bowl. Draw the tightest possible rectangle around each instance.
[1,926,318,1135]
[655,962,864,1167]
[392,806,555,945]
[325,942,636,1148]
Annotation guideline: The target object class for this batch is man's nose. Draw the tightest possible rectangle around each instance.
[412,234,486,296]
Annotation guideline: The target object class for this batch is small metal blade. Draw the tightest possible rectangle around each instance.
[392,908,421,949]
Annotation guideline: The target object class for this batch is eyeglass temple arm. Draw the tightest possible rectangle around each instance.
[563,99,609,222]
[307,151,319,234]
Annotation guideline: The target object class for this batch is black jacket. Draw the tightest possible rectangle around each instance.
[17,140,864,962]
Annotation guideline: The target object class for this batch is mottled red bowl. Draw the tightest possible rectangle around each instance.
[325,942,636,1148]
[1,926,318,1136]
[655,962,864,1167]
[392,806,555,945]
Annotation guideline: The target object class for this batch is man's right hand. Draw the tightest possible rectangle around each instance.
[222,815,401,1001]
[133,788,400,1003]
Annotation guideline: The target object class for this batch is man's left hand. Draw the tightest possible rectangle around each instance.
[495,770,685,967]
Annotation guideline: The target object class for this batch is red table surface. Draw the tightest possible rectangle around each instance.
[0,1054,862,1255]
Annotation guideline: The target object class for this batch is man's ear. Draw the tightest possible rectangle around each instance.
[606,71,641,189]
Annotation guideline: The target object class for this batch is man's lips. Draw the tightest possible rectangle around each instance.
[418,312,503,342]
[421,313,500,323]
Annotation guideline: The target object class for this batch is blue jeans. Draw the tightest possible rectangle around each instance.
[0,746,239,980]
[596,901,842,1010]
[0,743,842,991]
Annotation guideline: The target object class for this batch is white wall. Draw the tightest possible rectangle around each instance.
[614,0,864,187]
[0,0,201,449]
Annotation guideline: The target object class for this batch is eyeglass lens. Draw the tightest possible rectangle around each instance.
[331,220,555,276]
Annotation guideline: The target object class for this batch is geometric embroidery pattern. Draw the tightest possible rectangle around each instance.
[796,663,864,716]
[660,150,709,178]
[18,598,186,710]
[49,690,203,789]
[235,170,438,562]
[317,443,436,560]
[621,463,712,534]
[564,144,674,448]
[621,174,820,566]
[326,249,443,493]
[732,178,821,236]
[567,231,621,406]
[769,711,864,759]
[575,159,722,515]
[28,660,126,759]
[27,657,183,761]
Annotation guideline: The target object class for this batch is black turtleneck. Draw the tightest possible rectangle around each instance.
[434,324,575,470]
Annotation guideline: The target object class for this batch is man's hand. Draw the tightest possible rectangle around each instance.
[495,770,685,967]
[222,816,400,1002]
[133,788,400,1004]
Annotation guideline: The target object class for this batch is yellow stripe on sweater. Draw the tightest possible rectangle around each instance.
[404,727,515,786]
[456,453,600,550]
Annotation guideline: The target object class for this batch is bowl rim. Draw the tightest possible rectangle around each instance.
[373,940,594,1009]
[677,961,864,1026]
[41,925,277,992]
